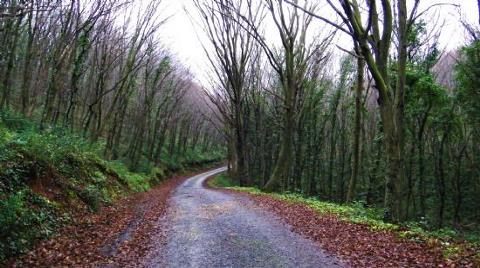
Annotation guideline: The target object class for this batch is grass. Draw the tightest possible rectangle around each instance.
[207,173,238,188]
[209,173,480,259]
[227,186,397,232]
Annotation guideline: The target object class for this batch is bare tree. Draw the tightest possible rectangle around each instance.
[236,0,332,191]
[194,0,262,184]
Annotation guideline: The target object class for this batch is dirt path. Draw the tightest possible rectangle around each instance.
[142,167,343,268]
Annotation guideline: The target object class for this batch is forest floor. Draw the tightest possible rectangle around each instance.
[10,168,479,267]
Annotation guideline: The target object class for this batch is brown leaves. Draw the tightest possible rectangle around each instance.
[233,192,479,268]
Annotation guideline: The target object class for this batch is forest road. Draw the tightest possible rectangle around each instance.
[142,167,343,268]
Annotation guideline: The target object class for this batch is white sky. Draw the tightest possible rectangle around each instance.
[158,0,479,87]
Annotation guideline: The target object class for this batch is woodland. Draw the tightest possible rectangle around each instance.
[0,0,479,264]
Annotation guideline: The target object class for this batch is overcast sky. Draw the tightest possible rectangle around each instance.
[157,0,479,86]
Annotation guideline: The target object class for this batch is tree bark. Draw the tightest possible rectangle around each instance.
[347,48,365,203]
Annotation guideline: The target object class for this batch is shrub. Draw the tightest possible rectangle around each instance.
[208,173,236,188]
[78,185,102,212]
[0,190,58,261]
[0,110,34,132]
[105,160,151,192]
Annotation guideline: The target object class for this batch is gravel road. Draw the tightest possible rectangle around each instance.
[143,167,343,268]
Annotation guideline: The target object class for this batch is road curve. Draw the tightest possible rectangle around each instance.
[143,167,343,268]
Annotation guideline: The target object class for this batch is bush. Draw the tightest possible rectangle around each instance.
[105,161,151,192]
[0,190,58,261]
[78,185,102,212]
[150,167,167,184]
[208,173,236,188]
[0,110,34,132]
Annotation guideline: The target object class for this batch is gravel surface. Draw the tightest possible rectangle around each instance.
[143,167,343,268]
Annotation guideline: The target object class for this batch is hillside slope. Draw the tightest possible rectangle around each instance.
[0,111,223,262]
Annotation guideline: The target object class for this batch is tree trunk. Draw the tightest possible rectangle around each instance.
[21,8,35,115]
[1,14,23,109]
[264,103,294,192]
[381,104,406,223]
[347,50,365,203]
[417,109,430,217]
[234,107,247,185]
[453,146,465,226]
[477,0,480,26]
[436,131,447,228]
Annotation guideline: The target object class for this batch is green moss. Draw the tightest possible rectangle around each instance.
[227,186,263,194]
[256,192,398,231]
